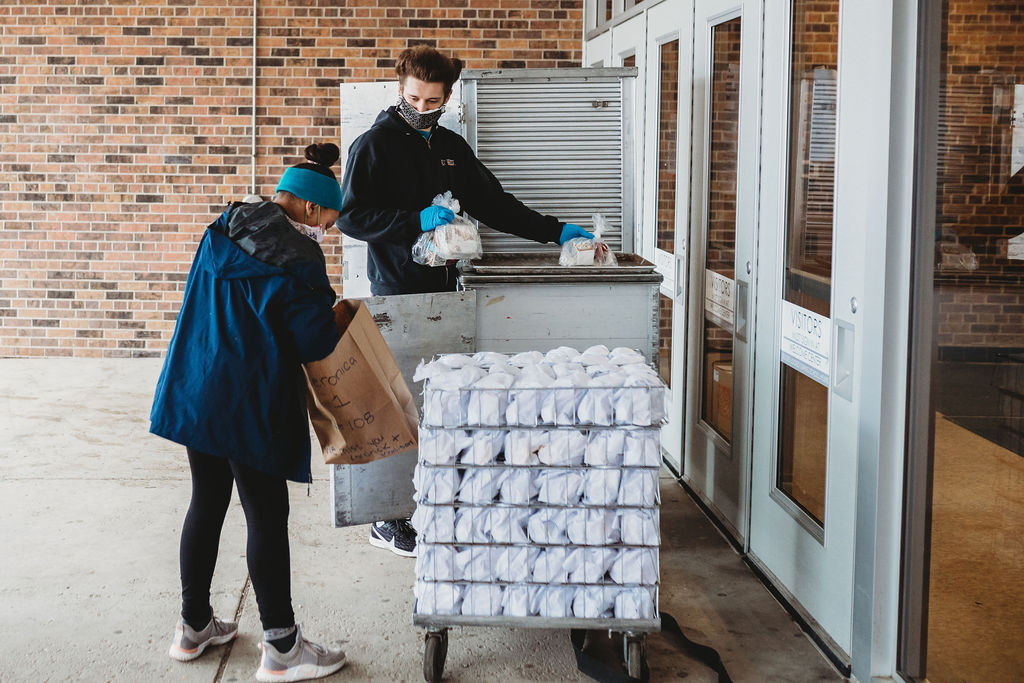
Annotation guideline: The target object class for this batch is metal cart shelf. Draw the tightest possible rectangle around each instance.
[412,363,665,681]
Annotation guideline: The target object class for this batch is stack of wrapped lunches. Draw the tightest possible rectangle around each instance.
[411,345,665,623]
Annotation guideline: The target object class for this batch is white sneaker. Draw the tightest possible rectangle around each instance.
[255,624,346,682]
[168,615,238,661]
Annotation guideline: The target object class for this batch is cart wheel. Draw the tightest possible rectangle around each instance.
[423,630,448,682]
[625,635,647,680]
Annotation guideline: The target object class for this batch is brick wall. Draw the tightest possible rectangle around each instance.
[0,0,582,357]
[934,0,1024,348]
[654,37,678,254]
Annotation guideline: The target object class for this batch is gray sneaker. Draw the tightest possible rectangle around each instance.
[255,624,346,682]
[168,615,238,661]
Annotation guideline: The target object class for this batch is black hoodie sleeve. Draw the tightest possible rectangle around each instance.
[337,134,422,245]
[455,138,563,245]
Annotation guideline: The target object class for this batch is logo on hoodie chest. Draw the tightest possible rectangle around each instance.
[440,158,456,167]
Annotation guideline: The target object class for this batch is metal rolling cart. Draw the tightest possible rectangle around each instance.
[412,359,665,682]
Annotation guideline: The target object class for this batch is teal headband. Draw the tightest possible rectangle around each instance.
[275,167,343,211]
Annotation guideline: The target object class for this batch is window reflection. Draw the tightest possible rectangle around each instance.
[700,18,741,440]
[920,2,1024,681]
[776,0,839,526]
[656,39,680,255]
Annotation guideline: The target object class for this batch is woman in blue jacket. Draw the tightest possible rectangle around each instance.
[151,143,347,682]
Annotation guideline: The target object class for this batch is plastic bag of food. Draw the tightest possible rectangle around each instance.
[411,191,483,266]
[558,213,619,267]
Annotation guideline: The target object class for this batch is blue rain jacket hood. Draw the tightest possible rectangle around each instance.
[150,201,340,482]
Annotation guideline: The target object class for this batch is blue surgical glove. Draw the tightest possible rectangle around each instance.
[420,205,455,231]
[559,223,595,245]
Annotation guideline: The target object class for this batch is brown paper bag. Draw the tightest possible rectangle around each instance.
[304,299,419,465]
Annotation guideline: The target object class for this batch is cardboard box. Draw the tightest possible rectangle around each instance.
[703,350,731,425]
[711,361,733,441]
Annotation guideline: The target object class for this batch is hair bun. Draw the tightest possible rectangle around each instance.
[304,142,340,168]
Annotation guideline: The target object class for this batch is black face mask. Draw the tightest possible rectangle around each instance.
[397,96,445,130]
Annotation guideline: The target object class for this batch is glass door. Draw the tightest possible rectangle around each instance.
[641,0,694,472]
[681,0,760,543]
[748,0,858,658]
[902,2,1024,681]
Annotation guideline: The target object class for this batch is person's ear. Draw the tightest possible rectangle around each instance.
[443,90,453,105]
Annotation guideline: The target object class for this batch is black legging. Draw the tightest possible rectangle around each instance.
[180,448,294,631]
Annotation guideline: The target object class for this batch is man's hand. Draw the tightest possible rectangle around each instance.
[559,223,595,245]
[420,205,455,231]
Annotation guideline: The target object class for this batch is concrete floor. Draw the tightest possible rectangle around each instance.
[0,359,842,682]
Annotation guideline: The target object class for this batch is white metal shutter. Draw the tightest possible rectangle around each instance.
[461,69,636,254]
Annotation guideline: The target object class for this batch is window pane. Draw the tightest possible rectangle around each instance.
[922,2,1024,681]
[701,18,742,440]
[775,0,839,526]
[656,40,680,254]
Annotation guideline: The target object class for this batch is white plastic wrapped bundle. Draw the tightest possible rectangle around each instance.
[527,509,568,545]
[618,469,659,507]
[415,545,457,581]
[614,587,656,619]
[418,428,473,465]
[577,344,611,367]
[532,547,570,584]
[412,354,476,383]
[455,546,498,581]
[623,430,662,467]
[619,509,659,546]
[462,429,505,465]
[572,586,615,619]
[614,369,666,426]
[609,347,645,366]
[472,351,509,367]
[461,584,504,617]
[578,373,626,426]
[509,350,545,366]
[423,366,486,427]
[537,429,587,466]
[505,367,555,426]
[609,549,659,585]
[411,505,456,543]
[540,373,588,426]
[550,362,587,378]
[501,584,531,617]
[458,467,508,504]
[413,464,460,504]
[585,361,621,377]
[415,581,462,616]
[487,508,531,544]
[582,468,621,505]
[565,547,617,583]
[499,468,538,504]
[454,507,491,544]
[467,371,516,426]
[584,430,626,466]
[567,508,620,545]
[504,429,543,466]
[531,586,575,618]
[537,470,584,505]
[493,546,539,582]
[544,346,580,364]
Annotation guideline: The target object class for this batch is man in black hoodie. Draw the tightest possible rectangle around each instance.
[337,45,593,554]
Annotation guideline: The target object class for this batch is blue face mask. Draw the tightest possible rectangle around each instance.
[397,96,445,130]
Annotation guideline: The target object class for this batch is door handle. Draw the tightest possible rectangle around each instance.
[833,319,854,401]
[734,279,749,343]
